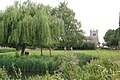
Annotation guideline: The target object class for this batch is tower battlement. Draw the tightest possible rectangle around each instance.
[86,29,99,45]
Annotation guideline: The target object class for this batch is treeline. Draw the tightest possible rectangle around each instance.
[57,42,96,50]
[0,0,84,55]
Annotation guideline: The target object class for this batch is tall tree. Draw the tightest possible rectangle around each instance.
[106,13,120,48]
[104,29,119,47]
[0,0,65,55]
[0,12,4,45]
[52,2,84,49]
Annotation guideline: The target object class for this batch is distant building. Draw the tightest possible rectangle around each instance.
[86,30,99,45]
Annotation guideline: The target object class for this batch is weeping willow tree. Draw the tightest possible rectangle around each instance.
[0,12,4,45]
[48,16,64,55]
[0,0,65,55]
[32,7,53,55]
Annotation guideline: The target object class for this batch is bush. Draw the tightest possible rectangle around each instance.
[0,55,60,75]
[58,53,120,80]
[81,59,120,80]
[77,53,99,67]
[0,53,120,80]
[80,42,96,50]
[0,48,16,53]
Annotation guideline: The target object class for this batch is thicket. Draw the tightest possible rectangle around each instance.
[0,53,97,74]
[0,48,16,53]
[56,53,120,80]
[0,53,120,80]
[57,42,97,50]
[0,55,60,75]
[79,42,96,50]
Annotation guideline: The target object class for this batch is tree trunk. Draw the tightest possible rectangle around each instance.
[41,48,43,56]
[21,44,26,56]
[68,44,70,50]
[49,48,52,57]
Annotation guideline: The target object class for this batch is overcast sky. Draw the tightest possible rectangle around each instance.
[0,0,120,43]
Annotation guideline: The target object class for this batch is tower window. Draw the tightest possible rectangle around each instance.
[93,34,96,36]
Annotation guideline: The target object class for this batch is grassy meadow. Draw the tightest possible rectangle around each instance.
[1,49,120,59]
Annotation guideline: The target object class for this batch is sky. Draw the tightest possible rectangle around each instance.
[0,0,120,43]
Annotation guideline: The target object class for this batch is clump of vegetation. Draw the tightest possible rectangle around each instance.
[56,53,120,80]
[104,28,120,48]
[80,42,96,50]
[0,48,16,53]
[0,68,8,79]
[0,55,60,75]
[77,53,99,66]
[0,53,120,80]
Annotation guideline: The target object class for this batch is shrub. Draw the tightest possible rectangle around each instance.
[0,55,60,75]
[80,42,96,50]
[81,59,120,80]
[58,53,120,80]
[77,53,99,67]
[0,48,16,53]
[0,53,120,80]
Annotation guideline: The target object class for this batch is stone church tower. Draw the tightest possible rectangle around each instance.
[90,30,99,45]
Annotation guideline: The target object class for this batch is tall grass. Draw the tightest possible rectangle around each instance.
[0,48,16,53]
[57,53,120,80]
[0,52,120,80]
[0,55,60,75]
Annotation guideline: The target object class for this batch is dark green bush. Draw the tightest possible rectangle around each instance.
[80,42,96,50]
[0,53,120,80]
[48,60,58,74]
[0,48,16,53]
[77,53,99,67]
[0,55,60,75]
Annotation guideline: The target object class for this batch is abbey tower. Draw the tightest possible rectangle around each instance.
[86,30,99,46]
[90,30,99,45]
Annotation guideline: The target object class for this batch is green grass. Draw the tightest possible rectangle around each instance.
[79,50,120,59]
[30,50,64,56]
[1,49,120,59]
[29,49,120,59]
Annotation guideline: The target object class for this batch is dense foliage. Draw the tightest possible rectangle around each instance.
[79,42,96,50]
[104,29,120,47]
[56,41,96,50]
[0,0,85,55]
[52,2,84,49]
[104,15,120,47]
[0,0,65,55]
[0,53,98,74]
[0,54,60,75]
[0,48,16,53]
[0,53,120,80]
[53,53,120,80]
